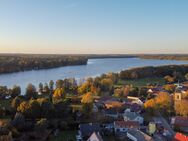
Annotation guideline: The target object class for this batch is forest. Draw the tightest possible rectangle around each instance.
[139,54,188,60]
[0,54,88,74]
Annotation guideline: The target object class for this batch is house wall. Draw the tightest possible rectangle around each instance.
[114,127,127,133]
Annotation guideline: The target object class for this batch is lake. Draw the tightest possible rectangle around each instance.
[0,58,187,94]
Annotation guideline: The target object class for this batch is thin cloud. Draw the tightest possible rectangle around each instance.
[63,3,78,9]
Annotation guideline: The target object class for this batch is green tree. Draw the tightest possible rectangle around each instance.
[25,83,37,99]
[39,83,43,93]
[56,80,63,88]
[11,85,21,98]
[49,80,54,91]
[43,83,50,94]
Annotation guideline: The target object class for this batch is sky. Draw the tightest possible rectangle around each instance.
[0,0,188,54]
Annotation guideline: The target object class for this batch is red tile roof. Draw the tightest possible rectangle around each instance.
[114,121,139,128]
[173,133,188,141]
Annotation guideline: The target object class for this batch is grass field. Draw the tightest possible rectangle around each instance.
[50,130,77,141]
[116,77,165,88]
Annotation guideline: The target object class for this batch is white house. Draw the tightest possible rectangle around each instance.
[87,132,103,141]
[114,121,139,133]
[127,96,144,106]
[123,110,144,124]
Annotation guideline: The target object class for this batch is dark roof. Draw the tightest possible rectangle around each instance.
[130,103,142,112]
[105,109,118,115]
[173,116,188,127]
[80,123,101,137]
[127,129,154,141]
[114,121,139,128]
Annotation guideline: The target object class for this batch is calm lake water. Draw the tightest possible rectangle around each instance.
[0,58,187,94]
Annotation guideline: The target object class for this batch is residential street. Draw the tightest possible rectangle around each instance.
[153,112,175,136]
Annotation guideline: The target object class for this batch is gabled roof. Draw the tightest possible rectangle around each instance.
[105,109,118,115]
[114,121,139,128]
[124,111,141,120]
[127,129,154,141]
[87,132,103,141]
[173,132,188,141]
[80,123,101,137]
[172,116,188,127]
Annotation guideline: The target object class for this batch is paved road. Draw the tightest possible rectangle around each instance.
[153,112,175,137]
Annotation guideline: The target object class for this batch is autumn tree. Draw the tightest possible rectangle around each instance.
[81,92,94,115]
[53,88,66,104]
[11,96,24,111]
[155,92,172,113]
[114,85,130,97]
[163,84,176,93]
[144,99,156,113]
[100,78,113,92]
[175,100,188,117]
[78,78,93,94]
[144,92,172,114]
[164,75,175,83]
[17,101,31,116]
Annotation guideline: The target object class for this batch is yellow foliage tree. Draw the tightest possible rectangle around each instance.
[81,92,94,114]
[175,100,188,117]
[144,92,172,114]
[144,99,156,110]
[81,92,93,104]
[53,88,66,99]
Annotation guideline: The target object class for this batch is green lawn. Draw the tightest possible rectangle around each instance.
[116,77,165,88]
[50,130,77,141]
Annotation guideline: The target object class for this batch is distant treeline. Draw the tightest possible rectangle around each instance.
[139,54,188,61]
[119,64,188,80]
[0,54,88,74]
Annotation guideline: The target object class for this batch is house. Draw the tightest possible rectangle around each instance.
[173,132,188,141]
[127,129,154,141]
[130,103,142,114]
[171,116,188,133]
[76,123,101,141]
[123,110,144,124]
[148,122,156,135]
[104,109,119,119]
[114,121,139,133]
[104,100,124,109]
[87,132,103,141]
[127,96,144,106]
